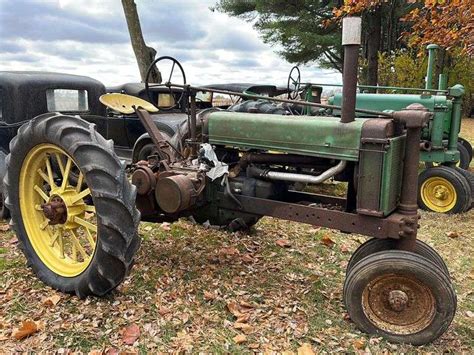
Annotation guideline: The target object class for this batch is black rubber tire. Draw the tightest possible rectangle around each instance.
[0,191,10,220]
[346,238,449,275]
[455,167,474,209]
[458,137,473,163]
[229,100,289,115]
[343,250,456,345]
[418,166,471,213]
[4,113,140,298]
[456,142,470,170]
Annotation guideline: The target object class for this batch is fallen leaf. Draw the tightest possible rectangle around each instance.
[227,302,243,318]
[0,224,10,231]
[320,235,335,247]
[13,320,38,340]
[340,244,350,253]
[233,334,247,344]
[219,247,240,256]
[234,322,253,334]
[236,313,250,323]
[248,343,260,349]
[203,291,216,301]
[353,339,366,350]
[42,295,61,307]
[121,324,140,345]
[88,350,103,355]
[466,310,474,318]
[276,239,291,248]
[297,343,315,355]
[446,231,459,238]
[105,348,120,355]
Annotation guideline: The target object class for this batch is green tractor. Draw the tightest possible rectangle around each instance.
[286,44,473,214]
[4,18,457,345]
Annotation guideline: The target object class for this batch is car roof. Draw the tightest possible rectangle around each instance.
[0,71,104,88]
[106,82,184,96]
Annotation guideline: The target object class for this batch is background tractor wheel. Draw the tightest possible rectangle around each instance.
[458,137,473,164]
[346,238,449,275]
[343,250,456,345]
[4,113,140,298]
[425,142,471,170]
[418,166,471,213]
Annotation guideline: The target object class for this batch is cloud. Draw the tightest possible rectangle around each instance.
[0,0,341,86]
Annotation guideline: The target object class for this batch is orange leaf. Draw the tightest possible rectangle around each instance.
[0,224,10,232]
[13,320,38,340]
[275,239,291,248]
[320,235,335,247]
[121,324,140,345]
[233,334,247,344]
[297,343,315,355]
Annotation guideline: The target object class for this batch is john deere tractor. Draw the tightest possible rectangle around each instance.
[4,18,457,345]
[283,44,473,214]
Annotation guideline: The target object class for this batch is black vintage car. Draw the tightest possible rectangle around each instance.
[0,71,190,218]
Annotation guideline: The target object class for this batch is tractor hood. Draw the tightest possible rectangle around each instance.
[207,112,368,161]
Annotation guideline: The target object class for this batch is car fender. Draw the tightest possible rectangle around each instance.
[132,130,173,163]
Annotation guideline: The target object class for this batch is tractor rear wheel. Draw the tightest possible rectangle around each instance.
[418,166,471,213]
[343,250,456,345]
[346,238,449,275]
[4,113,140,298]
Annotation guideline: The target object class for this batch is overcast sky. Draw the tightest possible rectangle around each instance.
[0,0,341,87]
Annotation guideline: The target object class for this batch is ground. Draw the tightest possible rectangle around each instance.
[0,120,473,353]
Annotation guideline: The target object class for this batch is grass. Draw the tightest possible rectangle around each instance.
[0,119,472,352]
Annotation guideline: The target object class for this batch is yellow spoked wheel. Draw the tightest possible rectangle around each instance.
[20,144,97,277]
[5,113,140,297]
[420,177,456,213]
[418,166,471,214]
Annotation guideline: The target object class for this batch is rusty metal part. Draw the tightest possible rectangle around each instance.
[135,108,173,163]
[132,165,157,195]
[189,92,198,157]
[362,274,435,334]
[420,141,432,151]
[247,161,347,184]
[41,196,67,225]
[218,192,414,239]
[169,83,393,118]
[341,46,359,123]
[155,174,197,214]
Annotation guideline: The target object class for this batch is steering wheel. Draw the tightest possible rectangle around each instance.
[145,56,187,111]
[287,66,301,100]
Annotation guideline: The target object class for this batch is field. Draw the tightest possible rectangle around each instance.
[0,120,473,353]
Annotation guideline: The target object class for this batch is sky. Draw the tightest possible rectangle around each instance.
[0,0,341,87]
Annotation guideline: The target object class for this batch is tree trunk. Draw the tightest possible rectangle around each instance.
[366,7,382,91]
[121,0,161,83]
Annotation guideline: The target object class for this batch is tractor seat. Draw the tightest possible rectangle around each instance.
[99,93,159,114]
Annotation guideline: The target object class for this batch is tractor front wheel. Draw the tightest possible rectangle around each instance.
[418,166,471,213]
[4,113,140,298]
[343,250,456,345]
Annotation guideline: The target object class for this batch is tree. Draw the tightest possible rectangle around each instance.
[121,0,161,83]
[213,0,345,72]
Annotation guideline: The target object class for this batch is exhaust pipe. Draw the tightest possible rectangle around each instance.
[341,17,362,124]
[248,161,347,185]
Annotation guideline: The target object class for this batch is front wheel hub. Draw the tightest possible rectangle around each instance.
[388,290,409,312]
[41,196,67,225]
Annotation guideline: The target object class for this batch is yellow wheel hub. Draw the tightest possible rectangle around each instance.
[19,144,97,277]
[420,176,457,213]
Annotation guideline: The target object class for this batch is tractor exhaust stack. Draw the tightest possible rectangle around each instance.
[341,17,361,124]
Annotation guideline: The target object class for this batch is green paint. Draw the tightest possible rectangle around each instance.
[208,112,367,161]
[426,44,440,90]
[380,136,405,215]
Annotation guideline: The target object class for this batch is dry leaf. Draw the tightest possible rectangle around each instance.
[466,310,474,318]
[297,343,315,355]
[320,235,335,247]
[0,224,10,232]
[233,334,247,344]
[340,244,350,253]
[236,313,250,323]
[160,222,171,231]
[219,247,240,256]
[276,239,291,248]
[203,291,216,301]
[353,339,366,350]
[42,295,61,307]
[446,231,459,238]
[227,302,243,318]
[13,320,38,340]
[121,324,140,345]
[105,348,120,355]
[234,322,253,334]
